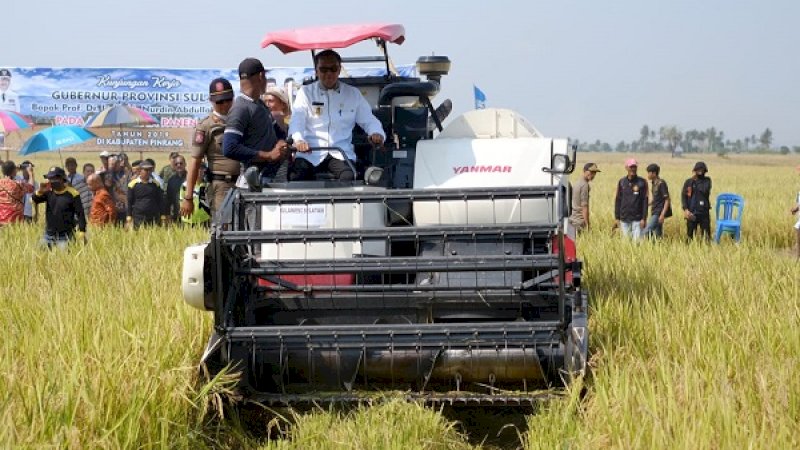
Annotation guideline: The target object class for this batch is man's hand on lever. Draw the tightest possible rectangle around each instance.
[255,140,290,162]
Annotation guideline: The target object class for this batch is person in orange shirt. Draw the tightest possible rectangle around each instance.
[0,160,34,224]
[88,173,116,226]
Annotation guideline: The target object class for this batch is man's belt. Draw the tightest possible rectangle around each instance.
[210,173,238,182]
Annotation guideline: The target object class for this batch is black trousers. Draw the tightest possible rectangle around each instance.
[132,214,159,229]
[687,215,711,241]
[289,155,354,181]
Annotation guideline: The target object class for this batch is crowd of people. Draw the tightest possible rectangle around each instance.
[0,150,211,247]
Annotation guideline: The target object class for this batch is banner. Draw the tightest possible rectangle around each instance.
[0,65,416,149]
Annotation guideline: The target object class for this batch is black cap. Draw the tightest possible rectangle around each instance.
[139,160,155,170]
[693,161,708,172]
[44,166,66,179]
[238,58,265,80]
[0,69,10,78]
[209,77,234,102]
[646,163,660,174]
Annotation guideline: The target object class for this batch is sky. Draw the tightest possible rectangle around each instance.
[2,0,798,145]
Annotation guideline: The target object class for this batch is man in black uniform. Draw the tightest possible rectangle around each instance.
[182,77,239,220]
[614,158,649,240]
[681,161,713,241]
[32,166,86,248]
[126,160,164,229]
[222,58,289,184]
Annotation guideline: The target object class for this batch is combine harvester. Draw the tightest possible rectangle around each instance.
[182,23,589,407]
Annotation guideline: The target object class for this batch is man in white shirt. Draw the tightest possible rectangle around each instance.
[0,69,21,113]
[288,50,385,181]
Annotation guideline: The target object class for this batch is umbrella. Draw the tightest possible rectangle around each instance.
[0,110,33,133]
[0,111,34,159]
[84,104,157,158]
[84,104,157,128]
[19,125,96,158]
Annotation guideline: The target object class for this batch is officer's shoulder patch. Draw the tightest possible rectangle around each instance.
[193,129,206,146]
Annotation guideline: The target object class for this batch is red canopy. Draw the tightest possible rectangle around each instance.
[261,23,405,54]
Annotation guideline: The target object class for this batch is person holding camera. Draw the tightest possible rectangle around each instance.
[32,167,86,248]
[0,160,34,225]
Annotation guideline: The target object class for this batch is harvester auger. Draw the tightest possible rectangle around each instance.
[182,23,588,408]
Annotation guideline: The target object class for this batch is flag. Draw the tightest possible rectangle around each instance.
[473,85,487,110]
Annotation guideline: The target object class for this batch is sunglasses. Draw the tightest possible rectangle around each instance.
[317,65,340,74]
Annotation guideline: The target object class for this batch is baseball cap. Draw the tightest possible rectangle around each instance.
[625,158,638,168]
[44,166,66,179]
[99,150,111,158]
[265,87,289,106]
[693,161,708,172]
[209,77,234,103]
[0,69,10,78]
[139,160,155,170]
[583,162,601,173]
[238,58,265,80]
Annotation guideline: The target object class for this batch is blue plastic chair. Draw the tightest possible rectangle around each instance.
[714,193,744,243]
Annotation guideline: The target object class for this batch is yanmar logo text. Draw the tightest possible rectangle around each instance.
[452,165,512,174]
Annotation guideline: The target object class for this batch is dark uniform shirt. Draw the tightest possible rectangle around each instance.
[127,177,164,220]
[614,175,649,222]
[223,94,286,180]
[681,176,712,217]
[32,187,86,234]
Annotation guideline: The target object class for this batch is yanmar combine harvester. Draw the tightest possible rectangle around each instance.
[182,23,589,406]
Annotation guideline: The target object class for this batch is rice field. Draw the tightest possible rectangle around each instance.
[1,152,798,449]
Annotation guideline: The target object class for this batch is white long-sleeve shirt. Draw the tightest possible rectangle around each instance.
[288,81,385,166]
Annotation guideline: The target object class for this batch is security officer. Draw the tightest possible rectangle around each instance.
[181,77,238,220]
[126,160,164,229]
[0,69,21,113]
[681,161,713,241]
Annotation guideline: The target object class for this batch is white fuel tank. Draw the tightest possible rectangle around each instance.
[260,185,388,260]
[413,108,567,225]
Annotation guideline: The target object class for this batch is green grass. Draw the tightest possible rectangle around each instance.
[1,152,798,449]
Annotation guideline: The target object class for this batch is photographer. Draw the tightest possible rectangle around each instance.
[0,160,34,224]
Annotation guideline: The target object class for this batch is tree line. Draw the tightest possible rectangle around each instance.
[574,125,799,156]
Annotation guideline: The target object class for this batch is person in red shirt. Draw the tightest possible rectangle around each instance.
[0,160,34,224]
[87,173,116,226]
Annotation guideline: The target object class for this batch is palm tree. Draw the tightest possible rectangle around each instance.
[659,125,683,157]
[759,128,773,150]
[639,125,650,151]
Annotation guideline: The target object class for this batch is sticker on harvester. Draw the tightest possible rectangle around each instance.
[279,204,327,227]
